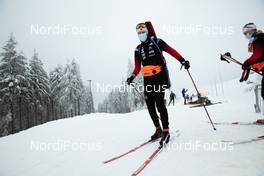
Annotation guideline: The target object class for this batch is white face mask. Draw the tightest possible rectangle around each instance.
[244,30,256,41]
[138,33,148,42]
[245,33,253,40]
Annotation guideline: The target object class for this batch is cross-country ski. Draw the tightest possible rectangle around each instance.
[103,130,180,164]
[103,140,153,164]
[131,130,180,176]
[209,120,264,126]
[222,135,264,145]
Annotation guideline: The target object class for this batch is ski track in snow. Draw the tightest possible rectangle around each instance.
[0,78,264,176]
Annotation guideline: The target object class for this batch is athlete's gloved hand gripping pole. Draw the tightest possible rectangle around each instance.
[126,75,135,85]
[220,52,262,82]
[125,78,145,99]
[180,58,217,131]
[220,52,263,75]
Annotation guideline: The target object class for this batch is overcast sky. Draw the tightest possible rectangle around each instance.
[0,0,263,106]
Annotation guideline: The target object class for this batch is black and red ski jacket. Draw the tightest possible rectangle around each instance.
[132,38,183,76]
[244,32,264,66]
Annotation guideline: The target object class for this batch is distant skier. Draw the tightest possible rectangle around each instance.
[186,94,190,102]
[127,22,190,146]
[181,88,188,105]
[190,94,195,102]
[168,91,176,106]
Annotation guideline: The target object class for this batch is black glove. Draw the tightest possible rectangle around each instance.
[224,52,231,57]
[180,58,190,70]
[242,62,250,70]
[220,52,231,63]
[126,75,135,85]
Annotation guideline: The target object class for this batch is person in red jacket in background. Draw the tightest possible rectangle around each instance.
[126,22,190,146]
[241,23,264,124]
[241,23,264,76]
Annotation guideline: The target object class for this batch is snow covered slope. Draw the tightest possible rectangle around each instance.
[0,78,264,176]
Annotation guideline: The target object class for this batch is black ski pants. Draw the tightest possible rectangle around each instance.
[143,72,169,130]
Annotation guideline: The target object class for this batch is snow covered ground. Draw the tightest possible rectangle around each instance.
[0,77,264,176]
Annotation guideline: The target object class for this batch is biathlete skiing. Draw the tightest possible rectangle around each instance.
[126,22,190,146]
[222,22,264,124]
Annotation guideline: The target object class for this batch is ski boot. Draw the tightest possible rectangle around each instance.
[150,127,163,141]
[159,129,170,148]
[256,119,264,124]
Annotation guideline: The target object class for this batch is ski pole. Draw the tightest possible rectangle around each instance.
[186,69,217,131]
[220,54,262,76]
